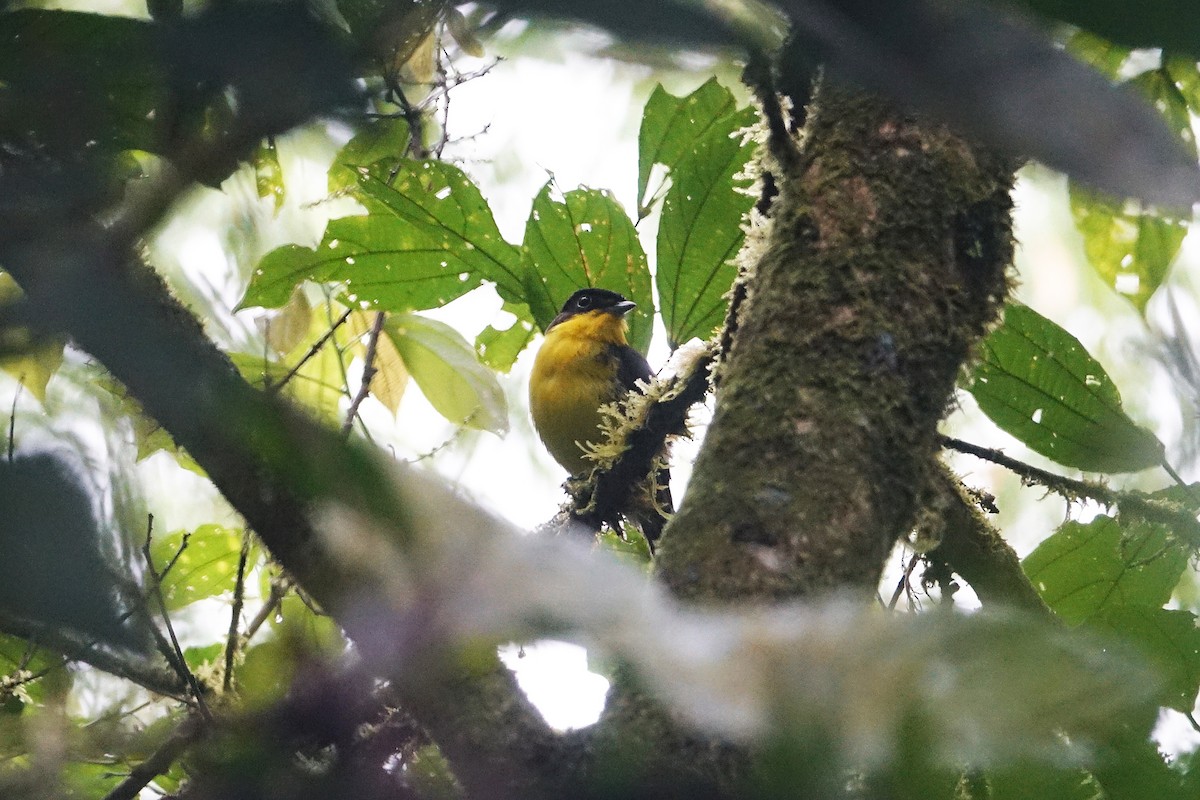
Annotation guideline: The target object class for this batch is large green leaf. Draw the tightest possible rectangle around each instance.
[1023,516,1188,625]
[1070,69,1192,315]
[1091,606,1200,712]
[637,78,741,215]
[0,11,161,159]
[519,185,654,353]
[150,525,257,611]
[656,104,757,347]
[964,304,1164,473]
[385,314,508,434]
[242,161,521,310]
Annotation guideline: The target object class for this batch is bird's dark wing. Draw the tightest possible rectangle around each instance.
[609,343,653,394]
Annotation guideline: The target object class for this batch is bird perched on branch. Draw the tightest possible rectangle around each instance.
[528,288,672,548]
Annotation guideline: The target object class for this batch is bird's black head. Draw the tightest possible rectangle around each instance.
[548,288,636,329]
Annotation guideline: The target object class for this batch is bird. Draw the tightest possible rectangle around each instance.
[528,288,672,548]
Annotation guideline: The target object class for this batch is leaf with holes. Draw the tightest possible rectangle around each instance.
[385,314,507,434]
[1070,70,1192,314]
[476,302,538,372]
[328,116,411,193]
[963,304,1164,473]
[520,185,654,353]
[241,161,521,311]
[638,78,742,215]
[1023,515,1188,625]
[150,525,257,611]
[656,104,757,347]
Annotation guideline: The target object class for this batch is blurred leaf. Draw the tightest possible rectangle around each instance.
[1016,0,1200,61]
[62,761,123,797]
[1090,606,1200,712]
[986,764,1099,800]
[263,287,313,356]
[1023,515,1188,625]
[0,635,62,706]
[400,29,437,83]
[0,273,65,402]
[520,184,654,353]
[656,104,757,347]
[183,643,224,672]
[638,78,740,214]
[964,304,1164,473]
[1070,69,1192,314]
[445,6,485,57]
[253,138,286,211]
[349,310,409,414]
[251,305,356,423]
[0,10,161,159]
[385,313,507,433]
[328,116,411,192]
[151,525,256,611]
[1066,29,1133,79]
[242,161,520,311]
[476,302,537,372]
[1071,187,1187,315]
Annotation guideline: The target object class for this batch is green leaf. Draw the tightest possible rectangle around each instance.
[638,78,740,214]
[1023,515,1189,625]
[656,104,757,346]
[1070,70,1192,314]
[385,314,508,434]
[328,116,411,193]
[253,137,286,211]
[520,184,654,353]
[183,643,224,672]
[1016,0,1200,62]
[964,304,1164,473]
[476,302,537,372]
[1091,606,1200,712]
[150,525,256,611]
[986,764,1099,800]
[0,11,162,159]
[242,161,520,311]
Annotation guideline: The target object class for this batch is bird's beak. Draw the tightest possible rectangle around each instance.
[613,300,637,316]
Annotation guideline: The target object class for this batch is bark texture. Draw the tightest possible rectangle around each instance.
[659,82,1015,603]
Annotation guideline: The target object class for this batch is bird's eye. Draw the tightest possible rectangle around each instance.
[577,295,592,309]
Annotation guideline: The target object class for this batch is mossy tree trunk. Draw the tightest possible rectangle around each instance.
[657,80,1015,605]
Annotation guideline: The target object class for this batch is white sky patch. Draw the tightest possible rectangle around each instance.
[500,640,610,731]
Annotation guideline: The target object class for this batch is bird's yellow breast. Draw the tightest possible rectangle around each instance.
[529,311,629,475]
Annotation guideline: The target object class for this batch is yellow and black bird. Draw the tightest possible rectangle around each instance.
[529,288,672,547]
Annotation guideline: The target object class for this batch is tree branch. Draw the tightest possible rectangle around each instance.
[923,461,1052,616]
[941,435,1200,546]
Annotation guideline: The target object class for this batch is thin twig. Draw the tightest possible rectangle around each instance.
[224,531,253,693]
[940,435,1200,546]
[142,516,213,721]
[887,552,921,611]
[266,307,353,395]
[341,311,387,437]
[8,382,19,462]
[99,715,207,800]
[243,574,289,644]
